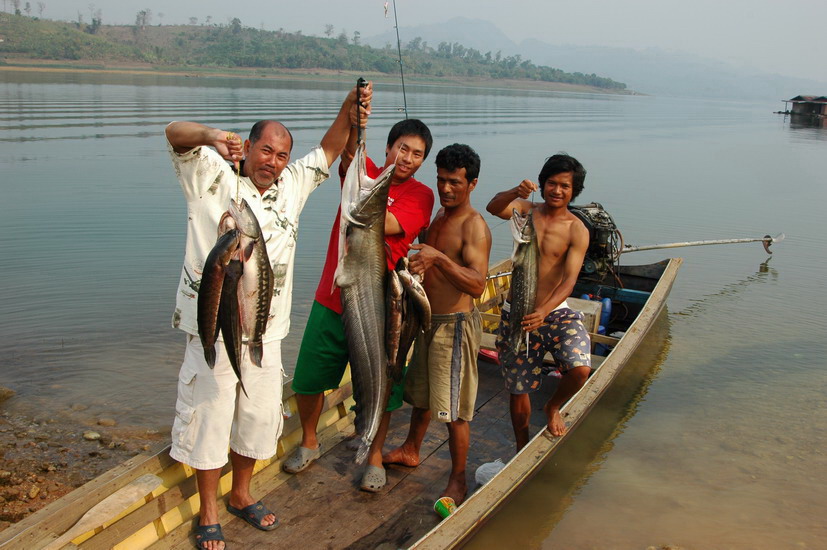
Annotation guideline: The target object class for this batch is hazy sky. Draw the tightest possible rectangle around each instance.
[42,0,826,81]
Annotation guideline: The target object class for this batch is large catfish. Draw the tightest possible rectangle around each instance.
[335,141,395,464]
[501,208,539,366]
[224,199,274,368]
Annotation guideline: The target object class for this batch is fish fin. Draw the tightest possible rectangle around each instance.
[239,379,249,398]
[240,239,255,262]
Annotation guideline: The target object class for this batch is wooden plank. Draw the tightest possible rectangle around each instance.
[0,449,175,549]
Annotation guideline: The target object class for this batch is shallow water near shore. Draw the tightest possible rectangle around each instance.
[1,70,825,546]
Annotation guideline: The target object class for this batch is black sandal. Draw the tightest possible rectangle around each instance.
[194,522,226,549]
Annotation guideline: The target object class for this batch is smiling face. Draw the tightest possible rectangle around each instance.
[242,122,292,190]
[384,134,427,184]
[541,171,575,208]
[436,166,476,209]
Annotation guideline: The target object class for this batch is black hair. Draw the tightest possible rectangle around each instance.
[435,143,481,182]
[248,120,294,152]
[386,119,433,159]
[538,153,586,200]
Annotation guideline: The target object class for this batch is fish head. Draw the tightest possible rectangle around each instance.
[228,198,264,240]
[348,164,396,225]
[510,208,536,244]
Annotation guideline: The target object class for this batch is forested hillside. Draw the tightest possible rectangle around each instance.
[0,13,627,90]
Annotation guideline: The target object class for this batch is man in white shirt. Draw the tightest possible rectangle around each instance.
[165,83,371,550]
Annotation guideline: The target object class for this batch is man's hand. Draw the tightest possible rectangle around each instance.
[521,309,548,332]
[214,131,243,165]
[408,243,443,276]
[349,81,373,129]
[515,179,538,199]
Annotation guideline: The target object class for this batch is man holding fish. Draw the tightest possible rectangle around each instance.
[486,154,591,450]
[165,83,370,550]
[284,117,434,490]
[380,143,492,514]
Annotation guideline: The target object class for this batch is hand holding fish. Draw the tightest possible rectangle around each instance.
[213,129,243,165]
[408,243,443,276]
[349,81,373,128]
[516,179,538,199]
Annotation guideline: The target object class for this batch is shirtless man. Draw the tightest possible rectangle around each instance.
[380,143,491,509]
[486,154,590,451]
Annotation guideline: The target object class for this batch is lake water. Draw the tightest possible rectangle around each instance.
[1,70,825,548]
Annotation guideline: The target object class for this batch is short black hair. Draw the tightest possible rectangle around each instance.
[386,119,433,159]
[435,143,480,182]
[538,153,586,200]
[248,120,294,151]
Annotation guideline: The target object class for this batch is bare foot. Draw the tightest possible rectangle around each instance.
[383,444,420,467]
[544,401,567,437]
[442,476,468,506]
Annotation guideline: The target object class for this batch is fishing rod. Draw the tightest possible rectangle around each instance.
[390,0,409,118]
[484,233,785,280]
[620,233,785,254]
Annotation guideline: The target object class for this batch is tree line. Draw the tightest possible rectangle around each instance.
[0,13,626,91]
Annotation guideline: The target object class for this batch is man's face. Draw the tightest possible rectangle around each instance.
[243,124,291,190]
[385,135,427,183]
[436,166,476,209]
[542,171,574,207]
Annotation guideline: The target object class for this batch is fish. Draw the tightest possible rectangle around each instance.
[197,228,241,368]
[385,268,404,381]
[225,199,274,368]
[335,140,396,464]
[387,257,432,382]
[396,257,431,333]
[218,258,247,397]
[502,208,539,366]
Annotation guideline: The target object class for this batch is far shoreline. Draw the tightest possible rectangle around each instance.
[0,59,641,96]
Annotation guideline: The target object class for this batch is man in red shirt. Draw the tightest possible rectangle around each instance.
[284,116,435,488]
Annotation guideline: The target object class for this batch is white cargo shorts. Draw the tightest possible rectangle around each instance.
[170,335,285,470]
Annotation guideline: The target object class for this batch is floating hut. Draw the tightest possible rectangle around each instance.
[781,95,827,117]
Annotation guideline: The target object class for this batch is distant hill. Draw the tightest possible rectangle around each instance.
[0,14,626,92]
[365,16,827,99]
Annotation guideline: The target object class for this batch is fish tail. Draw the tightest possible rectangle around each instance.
[239,379,249,398]
[249,343,264,368]
[204,346,216,369]
[355,439,371,465]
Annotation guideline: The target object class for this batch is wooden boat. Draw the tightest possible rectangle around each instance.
[0,257,681,550]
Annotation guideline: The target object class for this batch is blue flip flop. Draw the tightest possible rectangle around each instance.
[194,522,226,549]
[226,501,279,531]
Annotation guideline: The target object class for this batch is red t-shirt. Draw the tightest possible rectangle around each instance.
[315,157,434,314]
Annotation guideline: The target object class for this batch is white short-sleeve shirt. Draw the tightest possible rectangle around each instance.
[168,138,330,342]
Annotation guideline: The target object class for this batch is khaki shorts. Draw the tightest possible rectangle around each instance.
[404,309,481,423]
[170,335,285,470]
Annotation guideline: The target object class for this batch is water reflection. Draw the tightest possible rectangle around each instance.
[676,257,778,318]
[465,311,673,549]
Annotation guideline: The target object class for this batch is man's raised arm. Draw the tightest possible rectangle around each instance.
[485,179,538,219]
[320,82,372,168]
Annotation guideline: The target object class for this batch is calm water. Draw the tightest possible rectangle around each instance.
[1,70,825,548]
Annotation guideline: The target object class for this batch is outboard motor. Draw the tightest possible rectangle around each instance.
[569,202,622,277]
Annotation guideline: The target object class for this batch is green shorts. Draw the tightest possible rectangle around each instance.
[292,301,404,411]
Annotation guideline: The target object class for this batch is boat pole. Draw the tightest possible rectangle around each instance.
[620,233,785,254]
